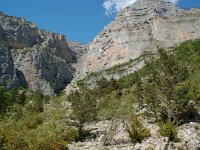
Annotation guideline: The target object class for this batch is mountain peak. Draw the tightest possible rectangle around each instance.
[117,0,179,20]
[128,0,171,8]
[85,1,200,73]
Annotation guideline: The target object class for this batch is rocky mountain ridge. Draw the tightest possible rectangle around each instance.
[1,0,200,95]
[83,0,200,73]
[0,12,86,95]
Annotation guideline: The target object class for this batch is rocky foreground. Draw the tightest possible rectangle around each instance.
[69,121,200,150]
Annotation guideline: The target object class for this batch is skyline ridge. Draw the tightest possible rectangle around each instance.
[0,0,199,43]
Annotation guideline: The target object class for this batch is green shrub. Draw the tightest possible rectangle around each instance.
[173,39,200,69]
[118,73,137,89]
[126,116,150,143]
[96,77,120,98]
[173,80,199,123]
[159,122,178,142]
[27,122,77,150]
[98,91,122,120]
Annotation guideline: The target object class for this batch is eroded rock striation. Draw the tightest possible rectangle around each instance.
[84,0,200,73]
[0,12,77,95]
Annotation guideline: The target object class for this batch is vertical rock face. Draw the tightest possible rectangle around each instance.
[0,45,20,89]
[67,41,88,60]
[0,12,76,95]
[85,0,200,73]
[0,20,20,88]
[67,41,88,78]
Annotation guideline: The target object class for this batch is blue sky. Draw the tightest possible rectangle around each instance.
[0,0,200,44]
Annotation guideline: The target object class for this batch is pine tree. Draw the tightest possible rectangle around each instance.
[144,48,193,123]
[157,48,190,122]
[134,72,144,109]
[143,57,161,121]
[68,90,97,141]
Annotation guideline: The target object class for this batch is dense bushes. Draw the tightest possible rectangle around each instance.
[0,91,78,150]
[96,77,121,98]
[159,122,178,142]
[0,113,77,150]
[173,39,200,69]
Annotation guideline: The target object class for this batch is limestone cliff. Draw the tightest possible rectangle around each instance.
[0,12,76,95]
[84,0,200,73]
[1,0,200,94]
[67,41,88,78]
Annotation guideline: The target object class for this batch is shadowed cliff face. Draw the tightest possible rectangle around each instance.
[84,0,200,73]
[0,45,19,88]
[0,12,77,95]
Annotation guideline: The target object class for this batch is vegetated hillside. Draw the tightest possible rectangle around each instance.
[0,39,200,150]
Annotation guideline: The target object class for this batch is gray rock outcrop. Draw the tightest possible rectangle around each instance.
[0,12,77,95]
[67,41,88,78]
[69,121,200,150]
[0,13,40,49]
[64,41,88,94]
[67,41,88,60]
[84,0,200,73]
